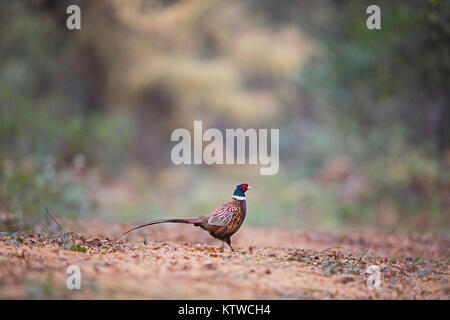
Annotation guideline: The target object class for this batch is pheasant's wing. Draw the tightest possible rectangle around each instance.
[207,202,239,226]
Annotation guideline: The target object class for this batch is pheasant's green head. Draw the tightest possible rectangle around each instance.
[233,183,251,199]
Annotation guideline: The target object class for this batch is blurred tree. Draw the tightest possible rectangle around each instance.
[250,0,450,156]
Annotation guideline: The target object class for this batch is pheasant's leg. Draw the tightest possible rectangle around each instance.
[226,239,235,252]
[219,241,225,252]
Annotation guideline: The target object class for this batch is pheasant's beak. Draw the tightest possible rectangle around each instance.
[247,186,252,190]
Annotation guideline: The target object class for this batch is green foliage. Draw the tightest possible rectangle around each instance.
[0,157,90,226]
[70,244,87,252]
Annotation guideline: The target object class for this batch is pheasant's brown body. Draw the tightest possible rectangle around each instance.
[195,199,246,243]
[121,183,251,251]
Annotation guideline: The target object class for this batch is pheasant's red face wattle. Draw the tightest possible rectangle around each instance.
[241,184,248,191]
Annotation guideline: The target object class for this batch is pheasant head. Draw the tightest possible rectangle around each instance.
[232,183,251,200]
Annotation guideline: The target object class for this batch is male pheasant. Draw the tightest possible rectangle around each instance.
[121,183,251,252]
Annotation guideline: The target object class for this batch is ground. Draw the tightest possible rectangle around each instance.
[0,220,448,299]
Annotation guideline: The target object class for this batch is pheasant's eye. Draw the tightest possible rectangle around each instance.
[241,184,248,191]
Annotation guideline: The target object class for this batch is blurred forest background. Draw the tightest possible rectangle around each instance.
[0,0,449,234]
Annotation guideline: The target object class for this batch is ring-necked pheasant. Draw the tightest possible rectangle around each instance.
[121,183,251,252]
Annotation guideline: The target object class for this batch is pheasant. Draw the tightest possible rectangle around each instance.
[121,183,251,252]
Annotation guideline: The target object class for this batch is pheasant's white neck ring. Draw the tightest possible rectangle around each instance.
[232,195,246,201]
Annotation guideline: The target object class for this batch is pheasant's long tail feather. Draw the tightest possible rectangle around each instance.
[121,217,202,237]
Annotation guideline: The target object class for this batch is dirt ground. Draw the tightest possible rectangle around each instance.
[0,220,448,299]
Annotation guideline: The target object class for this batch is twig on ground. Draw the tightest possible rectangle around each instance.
[44,208,69,232]
[351,246,370,268]
[319,246,353,253]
